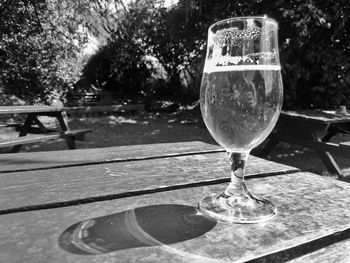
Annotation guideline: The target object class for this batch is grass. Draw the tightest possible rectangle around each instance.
[0,108,349,181]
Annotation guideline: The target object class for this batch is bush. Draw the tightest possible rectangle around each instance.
[1,0,348,110]
[0,0,86,105]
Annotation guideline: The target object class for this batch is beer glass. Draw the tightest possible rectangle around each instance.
[199,16,283,223]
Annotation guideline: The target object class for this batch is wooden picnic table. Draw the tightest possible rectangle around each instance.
[0,141,349,262]
[0,105,91,152]
[258,109,350,175]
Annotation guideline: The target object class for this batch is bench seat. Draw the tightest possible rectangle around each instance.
[339,141,350,147]
[0,123,21,129]
[0,129,92,149]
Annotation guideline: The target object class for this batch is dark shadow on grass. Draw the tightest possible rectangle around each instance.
[59,204,216,255]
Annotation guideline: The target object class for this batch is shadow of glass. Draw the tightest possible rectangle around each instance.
[59,204,216,255]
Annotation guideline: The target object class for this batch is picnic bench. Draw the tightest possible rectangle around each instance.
[0,141,349,262]
[0,105,91,153]
[258,109,350,175]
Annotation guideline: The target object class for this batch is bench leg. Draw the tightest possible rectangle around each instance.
[316,150,342,175]
[11,114,35,153]
[311,130,342,175]
[55,111,78,150]
[55,111,69,131]
[32,116,49,133]
[322,127,339,142]
[65,136,76,149]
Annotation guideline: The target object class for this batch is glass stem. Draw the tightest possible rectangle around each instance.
[223,151,250,197]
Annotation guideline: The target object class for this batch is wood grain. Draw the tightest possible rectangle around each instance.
[0,151,298,213]
[0,141,224,173]
[0,105,63,114]
[0,172,349,263]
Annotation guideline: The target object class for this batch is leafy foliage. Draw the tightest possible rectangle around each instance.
[1,0,349,109]
[170,0,350,108]
[0,0,87,104]
[276,0,350,108]
[75,0,154,102]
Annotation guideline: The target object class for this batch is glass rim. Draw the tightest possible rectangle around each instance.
[209,16,278,32]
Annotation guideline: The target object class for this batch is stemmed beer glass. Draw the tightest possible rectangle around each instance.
[199,16,283,223]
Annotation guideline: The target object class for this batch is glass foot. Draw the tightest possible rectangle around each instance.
[198,193,277,224]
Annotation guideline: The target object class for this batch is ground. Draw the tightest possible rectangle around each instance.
[0,108,349,181]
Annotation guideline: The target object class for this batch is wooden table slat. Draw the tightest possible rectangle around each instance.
[0,106,63,114]
[0,141,224,173]
[282,110,350,124]
[0,172,349,263]
[0,151,298,213]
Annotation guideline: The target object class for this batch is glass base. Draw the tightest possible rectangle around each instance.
[198,193,277,224]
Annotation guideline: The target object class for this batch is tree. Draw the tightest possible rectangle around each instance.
[172,0,350,108]
[2,0,348,109]
[0,0,90,104]
[276,0,350,108]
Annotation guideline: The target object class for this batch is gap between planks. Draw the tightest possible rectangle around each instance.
[0,169,299,215]
[0,149,226,173]
[244,226,350,263]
